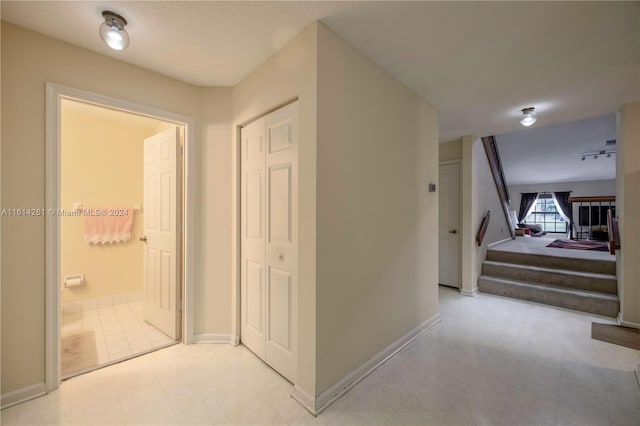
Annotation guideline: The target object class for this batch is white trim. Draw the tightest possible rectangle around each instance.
[45,84,61,392]
[439,159,462,166]
[617,312,640,329]
[45,82,196,393]
[488,238,512,248]
[460,287,479,297]
[291,386,317,416]
[1,382,46,409]
[183,108,196,345]
[193,333,237,344]
[298,313,441,416]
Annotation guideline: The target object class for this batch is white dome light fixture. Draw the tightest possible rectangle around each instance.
[99,11,129,51]
[520,107,537,127]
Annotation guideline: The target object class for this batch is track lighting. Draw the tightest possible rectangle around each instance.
[99,11,129,51]
[579,150,615,161]
[520,107,537,127]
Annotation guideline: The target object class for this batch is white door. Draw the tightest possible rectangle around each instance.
[439,163,460,288]
[142,127,180,340]
[241,102,298,383]
[240,117,267,359]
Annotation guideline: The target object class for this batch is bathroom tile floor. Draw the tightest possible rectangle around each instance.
[62,300,176,374]
[3,287,638,425]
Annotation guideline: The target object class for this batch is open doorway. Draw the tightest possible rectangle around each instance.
[45,83,196,391]
[59,99,183,378]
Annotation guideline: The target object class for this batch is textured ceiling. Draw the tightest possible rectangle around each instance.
[495,114,617,186]
[2,1,639,142]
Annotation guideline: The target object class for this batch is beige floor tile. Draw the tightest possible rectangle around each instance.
[11,287,637,426]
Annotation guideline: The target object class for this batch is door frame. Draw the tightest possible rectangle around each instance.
[439,159,462,289]
[44,82,196,391]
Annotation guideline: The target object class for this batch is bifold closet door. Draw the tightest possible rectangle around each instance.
[241,101,298,383]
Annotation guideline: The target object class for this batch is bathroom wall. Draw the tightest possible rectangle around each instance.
[60,99,172,304]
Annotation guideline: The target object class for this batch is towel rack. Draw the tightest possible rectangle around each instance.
[72,202,141,212]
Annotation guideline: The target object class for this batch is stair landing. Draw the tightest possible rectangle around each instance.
[479,237,618,317]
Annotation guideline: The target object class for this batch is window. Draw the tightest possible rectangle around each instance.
[524,194,567,233]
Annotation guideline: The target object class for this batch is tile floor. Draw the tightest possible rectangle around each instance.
[62,301,176,373]
[3,287,638,425]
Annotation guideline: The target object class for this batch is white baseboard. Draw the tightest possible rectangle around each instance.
[488,238,512,248]
[617,313,640,329]
[460,287,479,297]
[291,385,317,416]
[1,382,46,409]
[193,333,236,344]
[231,335,240,346]
[302,313,441,416]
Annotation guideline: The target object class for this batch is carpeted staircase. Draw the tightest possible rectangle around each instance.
[478,249,619,317]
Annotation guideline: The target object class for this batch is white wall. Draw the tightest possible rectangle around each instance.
[315,24,440,394]
[464,137,510,294]
[509,180,616,234]
[509,179,616,220]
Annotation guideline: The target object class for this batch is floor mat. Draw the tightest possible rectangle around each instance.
[61,330,99,376]
[546,239,609,251]
[592,323,640,350]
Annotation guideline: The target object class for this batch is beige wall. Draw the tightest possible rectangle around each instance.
[439,138,462,162]
[231,23,318,396]
[0,22,203,394]
[195,87,234,335]
[617,101,640,327]
[315,24,439,394]
[60,101,167,302]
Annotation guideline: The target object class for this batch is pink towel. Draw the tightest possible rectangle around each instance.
[84,208,134,244]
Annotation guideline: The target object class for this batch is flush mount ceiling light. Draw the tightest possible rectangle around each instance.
[99,11,129,51]
[520,107,537,127]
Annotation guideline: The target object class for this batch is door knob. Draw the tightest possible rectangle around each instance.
[139,236,147,242]
[449,230,458,234]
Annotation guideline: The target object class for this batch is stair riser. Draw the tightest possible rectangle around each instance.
[478,278,619,317]
[481,263,617,294]
[487,250,615,275]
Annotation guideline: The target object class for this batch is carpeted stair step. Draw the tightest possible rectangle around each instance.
[482,261,617,294]
[486,249,615,275]
[478,275,619,317]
